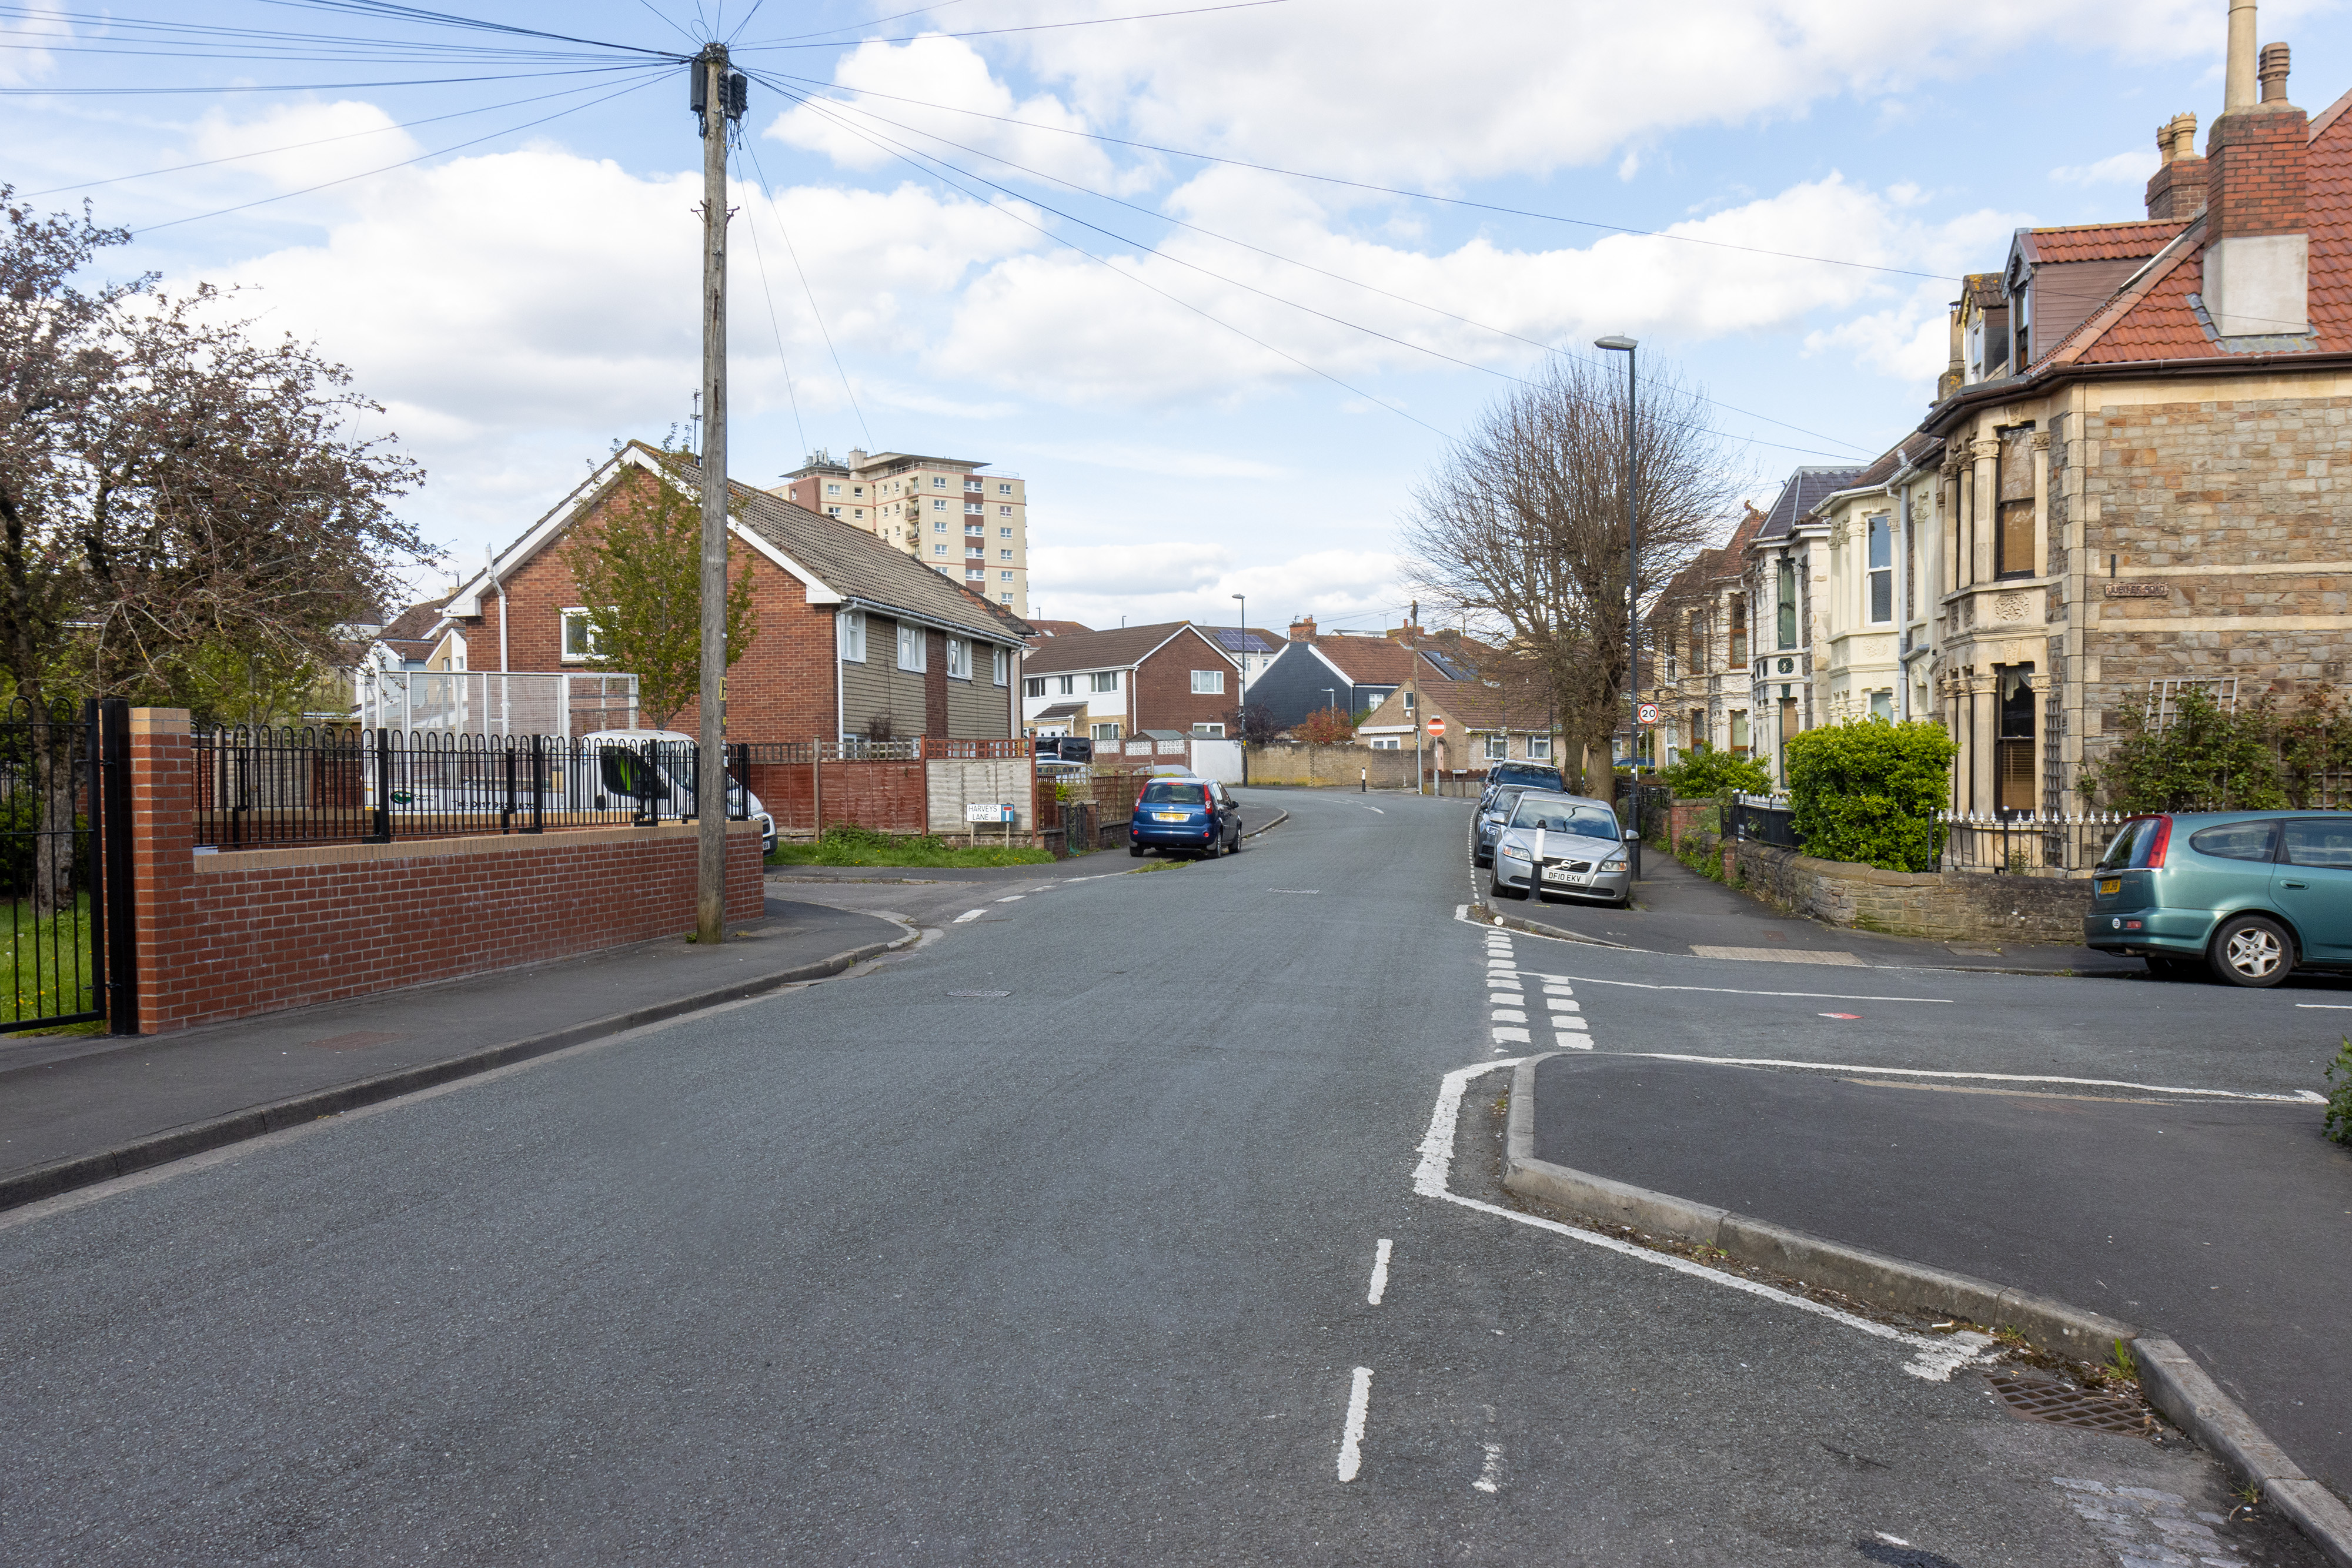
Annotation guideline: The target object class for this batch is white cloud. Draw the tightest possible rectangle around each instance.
[2050,148,2161,186]
[930,169,2013,407]
[973,0,2296,185]
[1013,440,1291,480]
[188,100,422,196]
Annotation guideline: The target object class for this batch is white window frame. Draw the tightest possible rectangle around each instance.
[933,477,948,489]
[837,609,867,663]
[1091,671,1119,693]
[1190,668,1226,695]
[1370,736,1400,750]
[933,544,949,556]
[897,623,927,672]
[946,636,971,680]
[1090,721,1121,741]
[1000,570,1014,581]
[1526,735,1552,760]
[560,608,605,663]
[1484,735,1509,761]
[1025,676,1046,697]
[825,482,841,496]
[1056,675,1075,695]
[1191,723,1226,738]
[993,646,1009,686]
[1866,514,1895,625]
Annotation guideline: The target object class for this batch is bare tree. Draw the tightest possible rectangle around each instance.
[1405,356,1743,788]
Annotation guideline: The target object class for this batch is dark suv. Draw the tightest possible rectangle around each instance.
[2085,810,2352,986]
[1479,761,1563,808]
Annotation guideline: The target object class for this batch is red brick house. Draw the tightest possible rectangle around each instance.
[430,443,1031,742]
[1016,621,1242,740]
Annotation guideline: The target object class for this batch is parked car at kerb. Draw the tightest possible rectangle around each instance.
[1473,785,1538,867]
[1479,761,1564,810]
[1129,777,1241,859]
[1488,793,1631,907]
[2086,810,2352,987]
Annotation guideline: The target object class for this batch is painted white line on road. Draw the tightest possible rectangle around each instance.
[1528,971,1952,1004]
[995,895,1025,903]
[1556,1032,1594,1051]
[1492,1027,1530,1045]
[953,909,987,924]
[1549,998,1581,1014]
[1473,1443,1504,1493]
[1690,945,1864,966]
[1615,1052,2327,1104]
[1412,1061,1993,1382]
[1364,806,1386,814]
[1336,1368,1374,1483]
[1367,1239,1393,1305]
[1492,1009,1527,1024]
[2295,1003,2352,1009]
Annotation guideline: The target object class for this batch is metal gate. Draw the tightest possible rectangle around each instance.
[0,699,132,1037]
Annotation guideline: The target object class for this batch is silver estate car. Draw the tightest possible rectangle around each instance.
[1488,793,1632,907]
[1472,784,1537,867]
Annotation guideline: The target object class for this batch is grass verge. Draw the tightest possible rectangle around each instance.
[1,892,99,1035]
[767,827,1056,870]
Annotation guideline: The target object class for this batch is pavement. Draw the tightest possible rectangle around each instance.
[1492,836,2154,977]
[1523,1052,2352,1496]
[0,897,906,1201]
[0,786,2332,1566]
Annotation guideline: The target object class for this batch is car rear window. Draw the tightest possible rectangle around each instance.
[1512,801,1618,837]
[2187,821,2278,862]
[2283,817,2352,868]
[1140,782,1207,805]
[2096,817,2165,870]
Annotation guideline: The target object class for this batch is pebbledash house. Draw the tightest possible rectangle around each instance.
[1914,16,2352,818]
[429,442,1032,744]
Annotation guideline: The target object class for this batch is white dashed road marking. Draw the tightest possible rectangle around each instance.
[1336,1368,1374,1483]
[953,909,987,924]
[1366,1239,1392,1305]
[1472,1442,1504,1494]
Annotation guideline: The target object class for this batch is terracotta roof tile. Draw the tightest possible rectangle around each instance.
[2017,220,2186,265]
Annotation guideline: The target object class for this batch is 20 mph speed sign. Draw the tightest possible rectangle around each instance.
[1636,702,1661,726]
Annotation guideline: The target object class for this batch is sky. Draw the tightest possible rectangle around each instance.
[5,0,2348,636]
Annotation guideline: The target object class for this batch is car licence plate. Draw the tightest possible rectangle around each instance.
[1154,812,1187,821]
[1542,867,1588,885]
[2098,877,2121,895]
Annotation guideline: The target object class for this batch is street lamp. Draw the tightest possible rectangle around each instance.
[1595,333,1641,881]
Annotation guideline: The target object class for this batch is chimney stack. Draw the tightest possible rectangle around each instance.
[2144,111,2207,219]
[1288,615,1318,642]
[2203,1,2309,337]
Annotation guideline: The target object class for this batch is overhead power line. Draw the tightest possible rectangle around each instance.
[738,139,870,449]
[761,75,1866,461]
[788,85,1873,457]
[760,70,1959,285]
[736,0,1288,51]
[0,62,663,95]
[133,69,665,234]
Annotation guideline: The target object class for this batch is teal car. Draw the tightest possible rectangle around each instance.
[2084,811,2352,987]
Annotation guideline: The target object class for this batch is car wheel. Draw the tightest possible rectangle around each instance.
[1489,871,1527,902]
[2209,915,2293,988]
[1202,834,1221,860]
[1129,844,1145,858]
[1475,852,1491,868]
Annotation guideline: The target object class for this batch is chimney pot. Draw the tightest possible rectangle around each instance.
[2224,0,2258,111]
[2259,41,2291,102]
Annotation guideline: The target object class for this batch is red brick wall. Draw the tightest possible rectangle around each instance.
[129,711,765,1035]
[1132,629,1241,735]
[2206,106,2308,240]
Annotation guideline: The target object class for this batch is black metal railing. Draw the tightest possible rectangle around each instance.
[0,698,103,1032]
[1937,811,2125,876]
[193,728,750,850]
[1730,791,1801,849]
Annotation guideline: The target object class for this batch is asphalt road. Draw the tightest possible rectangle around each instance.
[0,789,2325,1566]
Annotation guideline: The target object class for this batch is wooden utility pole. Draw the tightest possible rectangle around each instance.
[694,46,743,944]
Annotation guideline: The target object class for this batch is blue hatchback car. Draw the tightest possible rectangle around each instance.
[1130,777,1242,859]
[2084,810,2352,986]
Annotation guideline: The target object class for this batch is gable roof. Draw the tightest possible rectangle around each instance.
[1803,433,1946,519]
[1020,620,1222,677]
[444,443,1028,647]
[1200,624,1283,656]
[2013,219,2186,268]
[1753,467,1865,543]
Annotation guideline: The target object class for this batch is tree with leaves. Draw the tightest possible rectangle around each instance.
[1294,705,1358,745]
[1224,702,1278,745]
[564,456,756,730]
[1,188,428,726]
[1405,357,1744,791]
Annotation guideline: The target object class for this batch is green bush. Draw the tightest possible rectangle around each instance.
[1658,743,1772,799]
[1782,717,1957,872]
[2326,1039,2352,1148]
[2079,687,2285,813]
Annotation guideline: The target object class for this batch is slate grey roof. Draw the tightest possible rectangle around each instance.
[1753,465,1866,541]
[661,446,1031,646]
[1803,434,1945,514]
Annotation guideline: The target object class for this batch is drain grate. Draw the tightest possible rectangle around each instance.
[1985,1370,2154,1435]
[946,989,1011,998]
